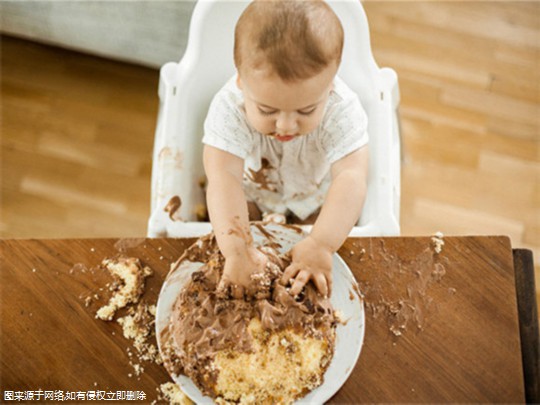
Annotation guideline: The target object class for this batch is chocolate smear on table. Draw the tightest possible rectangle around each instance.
[355,238,452,338]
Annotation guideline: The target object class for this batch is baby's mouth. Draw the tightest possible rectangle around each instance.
[276,135,295,142]
[272,134,297,142]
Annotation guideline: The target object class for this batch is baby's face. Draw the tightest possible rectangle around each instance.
[237,64,337,142]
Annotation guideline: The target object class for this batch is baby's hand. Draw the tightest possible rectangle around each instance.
[218,246,268,299]
[280,236,333,298]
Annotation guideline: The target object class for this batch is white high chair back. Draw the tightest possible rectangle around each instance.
[148,0,401,238]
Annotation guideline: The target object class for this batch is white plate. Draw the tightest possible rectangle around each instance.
[156,223,365,404]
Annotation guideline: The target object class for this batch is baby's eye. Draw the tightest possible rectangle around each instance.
[258,107,277,116]
[298,107,317,116]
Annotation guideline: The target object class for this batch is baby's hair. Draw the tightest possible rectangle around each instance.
[234,0,344,82]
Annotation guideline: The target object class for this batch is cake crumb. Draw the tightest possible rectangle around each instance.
[116,302,162,375]
[133,364,144,376]
[88,255,168,401]
[158,382,193,405]
[431,232,444,254]
[95,257,153,321]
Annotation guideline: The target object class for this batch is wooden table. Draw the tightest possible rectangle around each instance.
[1,236,537,403]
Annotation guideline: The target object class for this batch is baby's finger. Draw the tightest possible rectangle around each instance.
[313,273,328,298]
[280,263,301,286]
[289,270,310,297]
[326,274,333,297]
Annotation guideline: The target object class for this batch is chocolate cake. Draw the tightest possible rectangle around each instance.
[162,232,338,404]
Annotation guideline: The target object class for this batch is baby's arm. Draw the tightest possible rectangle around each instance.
[203,145,267,298]
[281,146,369,297]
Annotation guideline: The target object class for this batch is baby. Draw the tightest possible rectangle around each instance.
[203,0,368,299]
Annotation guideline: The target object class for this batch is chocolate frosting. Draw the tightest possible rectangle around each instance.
[164,195,182,221]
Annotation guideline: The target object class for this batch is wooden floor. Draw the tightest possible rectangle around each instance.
[1,3,539,298]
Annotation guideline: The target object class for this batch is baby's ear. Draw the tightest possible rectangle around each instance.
[236,75,243,90]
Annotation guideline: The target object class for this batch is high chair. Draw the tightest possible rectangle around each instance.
[148,0,401,238]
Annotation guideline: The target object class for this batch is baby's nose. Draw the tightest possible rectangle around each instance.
[276,113,298,134]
